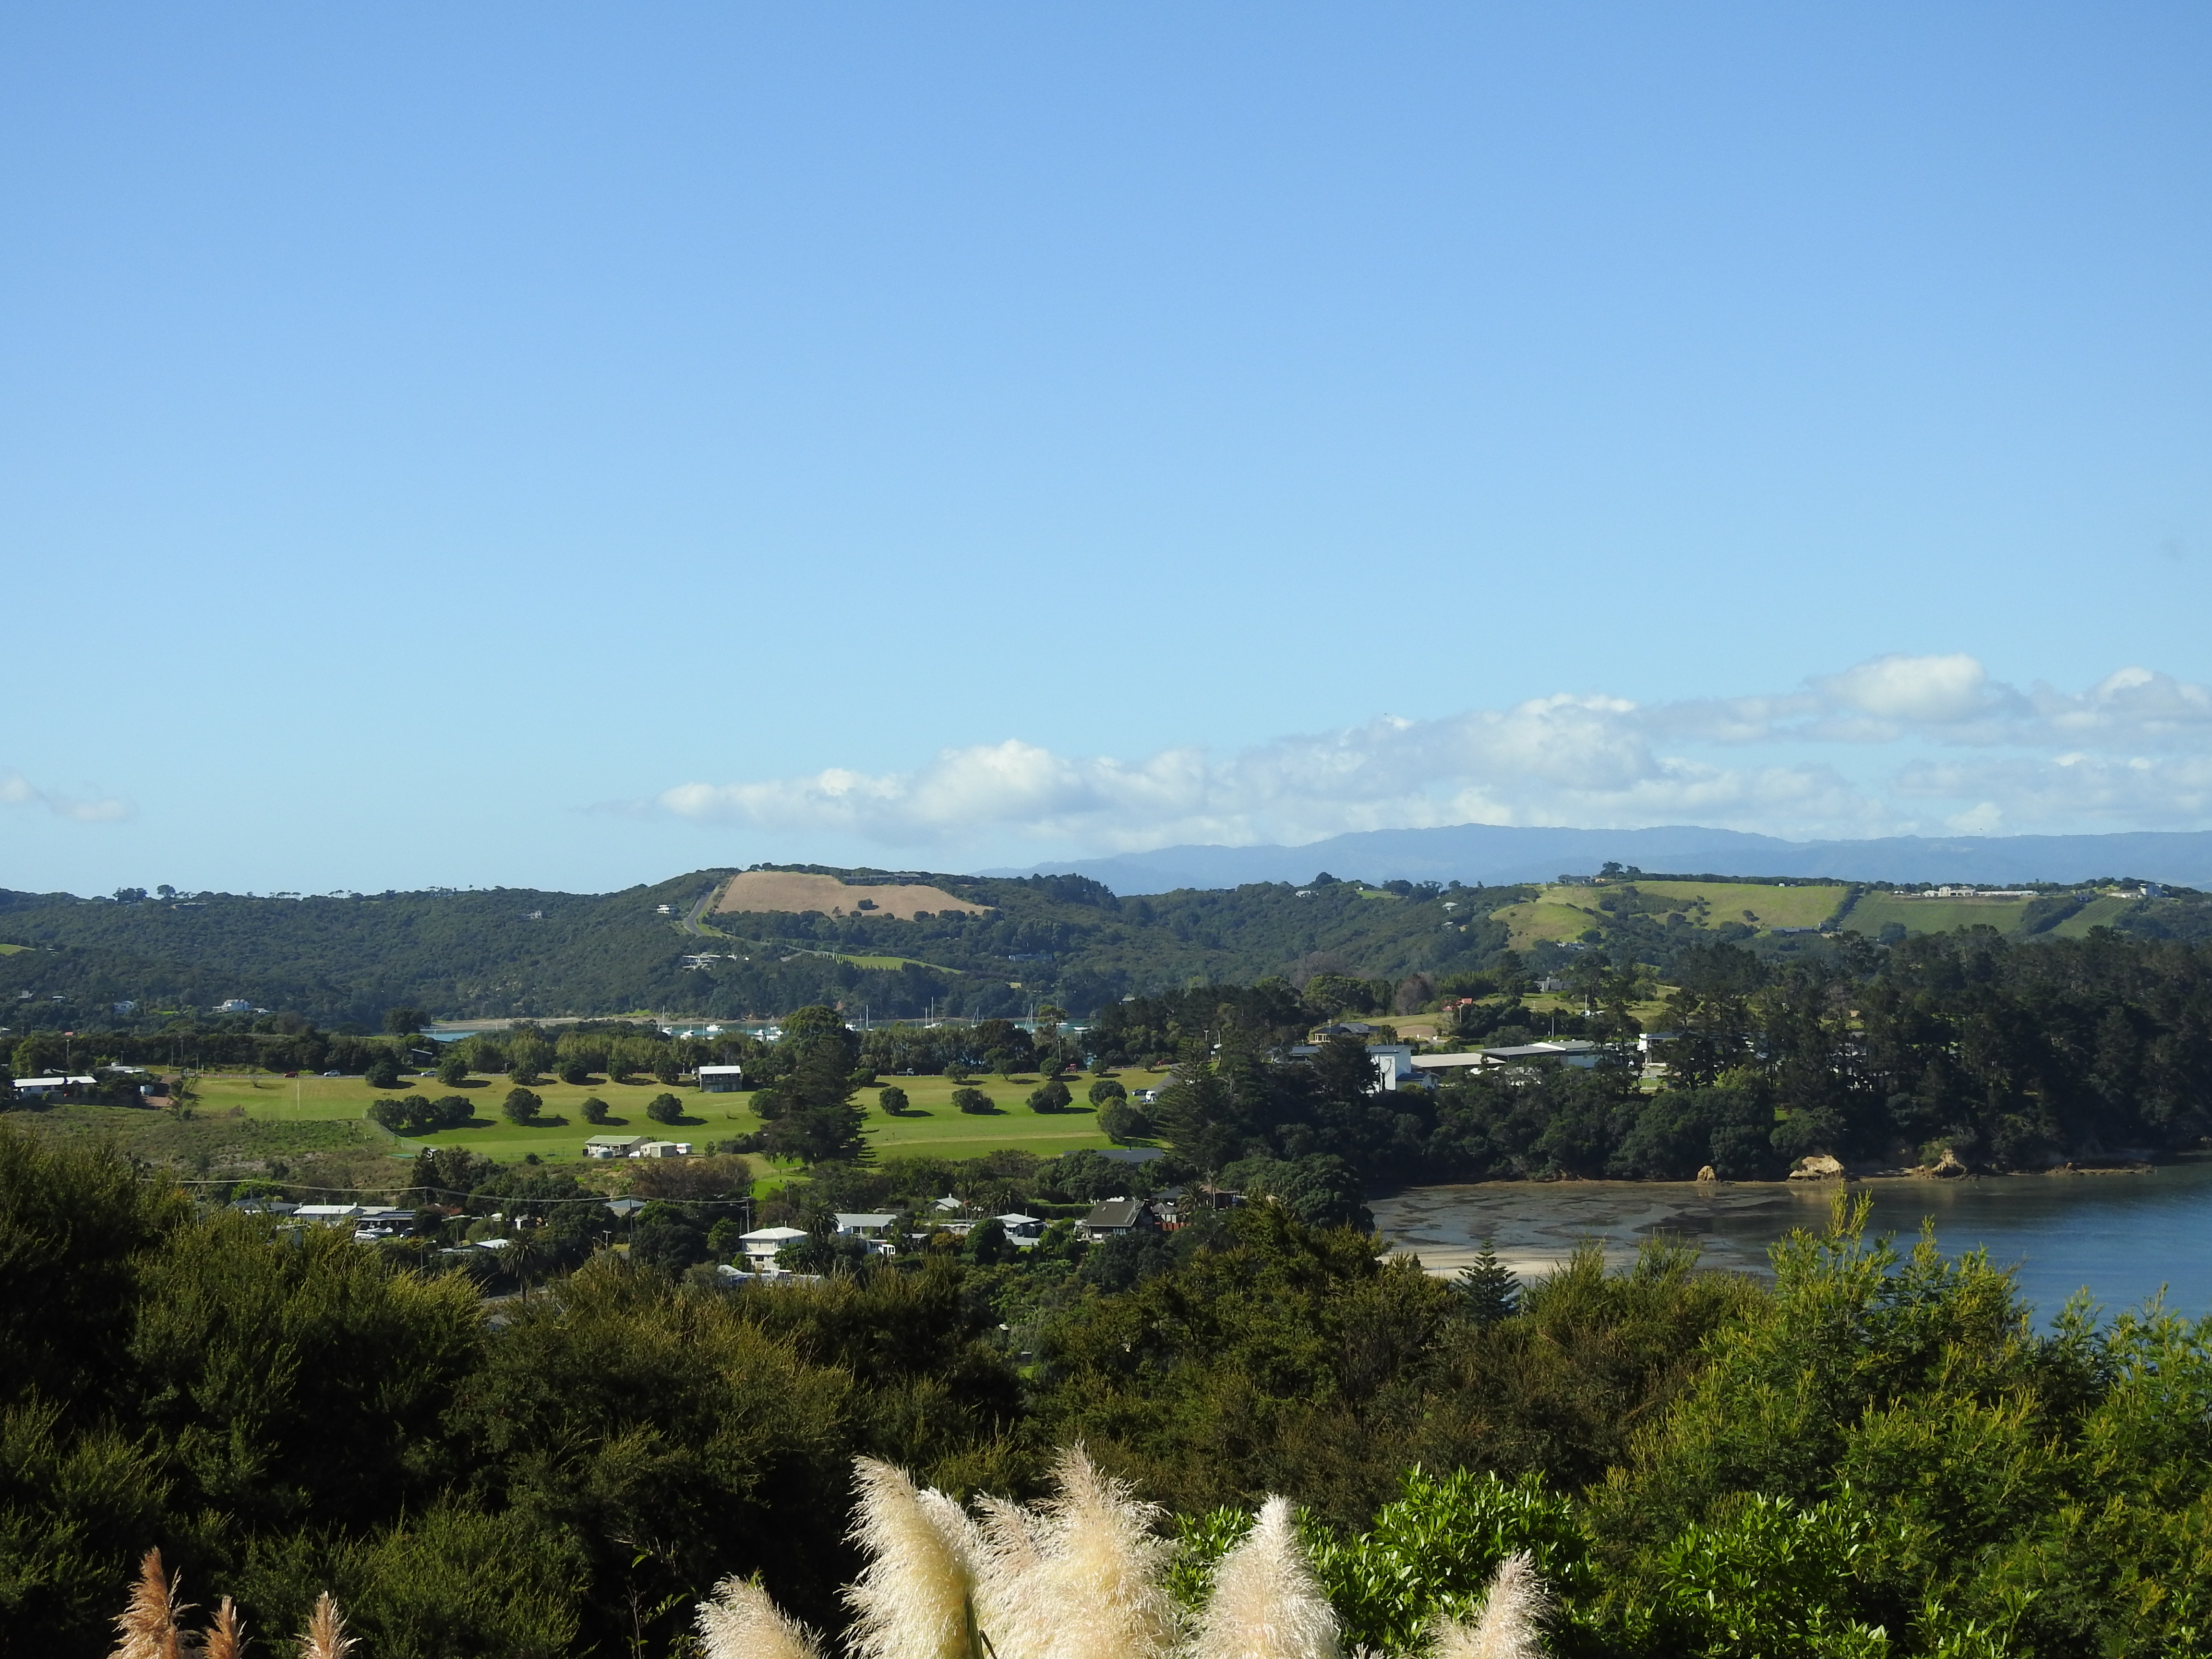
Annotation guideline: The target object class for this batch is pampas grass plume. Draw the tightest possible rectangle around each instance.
[843,1457,984,1659]
[1430,1552,1549,1659]
[296,1593,354,1659]
[697,1575,826,1659]
[112,1549,195,1659]
[1189,1498,1339,1659]
[975,1447,1178,1659]
[1013,1446,1178,1659]
[204,1598,247,1659]
[971,1491,1046,1643]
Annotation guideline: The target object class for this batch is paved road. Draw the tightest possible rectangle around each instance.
[678,882,724,937]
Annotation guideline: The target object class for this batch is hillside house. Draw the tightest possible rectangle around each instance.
[737,1226,809,1270]
[1079,1198,1164,1240]
[12,1075,97,1100]
[1409,1052,1489,1076]
[1481,1040,1602,1069]
[584,1135,652,1159]
[697,1064,746,1093]
[1369,1045,1427,1091]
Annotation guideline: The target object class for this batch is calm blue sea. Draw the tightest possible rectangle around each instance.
[1372,1160,2212,1326]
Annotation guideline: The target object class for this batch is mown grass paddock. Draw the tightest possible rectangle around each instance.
[1840,892,2040,938]
[1488,879,1850,947]
[118,1065,1160,1167]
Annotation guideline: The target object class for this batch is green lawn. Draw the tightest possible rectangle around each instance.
[1840,894,2039,938]
[1622,880,1847,931]
[181,1066,1153,1167]
[2044,894,2139,938]
[1488,881,1847,946]
[1491,897,1603,946]
[3,1100,383,1161]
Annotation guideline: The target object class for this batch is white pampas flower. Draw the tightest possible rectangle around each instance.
[1430,1552,1549,1659]
[844,1458,986,1659]
[697,1575,827,1659]
[984,1446,1179,1659]
[971,1491,1047,1644]
[1189,1497,1340,1659]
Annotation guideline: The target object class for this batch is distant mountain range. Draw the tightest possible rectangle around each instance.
[982,824,2212,894]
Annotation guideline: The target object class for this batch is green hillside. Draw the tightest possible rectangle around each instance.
[3,864,2203,1029]
[1839,891,2040,938]
[0,870,1534,1028]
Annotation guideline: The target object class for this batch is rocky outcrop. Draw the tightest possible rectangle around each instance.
[1929,1149,1969,1179]
[1788,1154,1847,1181]
[1695,1165,1718,1183]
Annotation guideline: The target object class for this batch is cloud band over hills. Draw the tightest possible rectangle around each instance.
[654,654,2212,855]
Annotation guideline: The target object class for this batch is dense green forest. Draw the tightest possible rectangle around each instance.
[0,868,1523,1027]
[6,863,2212,1028]
[9,1123,2212,1659]
[1058,926,2212,1180]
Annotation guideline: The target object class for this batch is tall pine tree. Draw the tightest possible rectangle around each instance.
[1455,1238,1520,1325]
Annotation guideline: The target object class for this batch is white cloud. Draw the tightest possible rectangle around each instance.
[1820,652,1998,723]
[651,654,2212,854]
[0,770,132,824]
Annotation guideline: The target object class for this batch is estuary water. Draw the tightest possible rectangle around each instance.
[1371,1160,2212,1324]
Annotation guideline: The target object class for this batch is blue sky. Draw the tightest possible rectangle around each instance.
[5,3,2210,893]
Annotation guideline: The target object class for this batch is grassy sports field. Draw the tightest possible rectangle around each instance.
[176,1066,1153,1166]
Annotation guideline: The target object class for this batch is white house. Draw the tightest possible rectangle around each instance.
[636,1140,693,1158]
[584,1134,651,1159]
[697,1064,746,1094]
[295,1203,366,1222]
[835,1212,900,1256]
[1408,1052,1489,1075]
[737,1226,809,1270]
[12,1075,97,1099]
[994,1213,1045,1247]
[1368,1045,1420,1091]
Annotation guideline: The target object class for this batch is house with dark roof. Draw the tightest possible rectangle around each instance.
[1078,1197,1164,1240]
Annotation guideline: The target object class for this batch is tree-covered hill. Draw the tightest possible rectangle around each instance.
[5,861,2210,1029]
[0,868,1529,1028]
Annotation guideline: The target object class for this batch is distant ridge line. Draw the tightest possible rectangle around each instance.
[979,823,2212,894]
